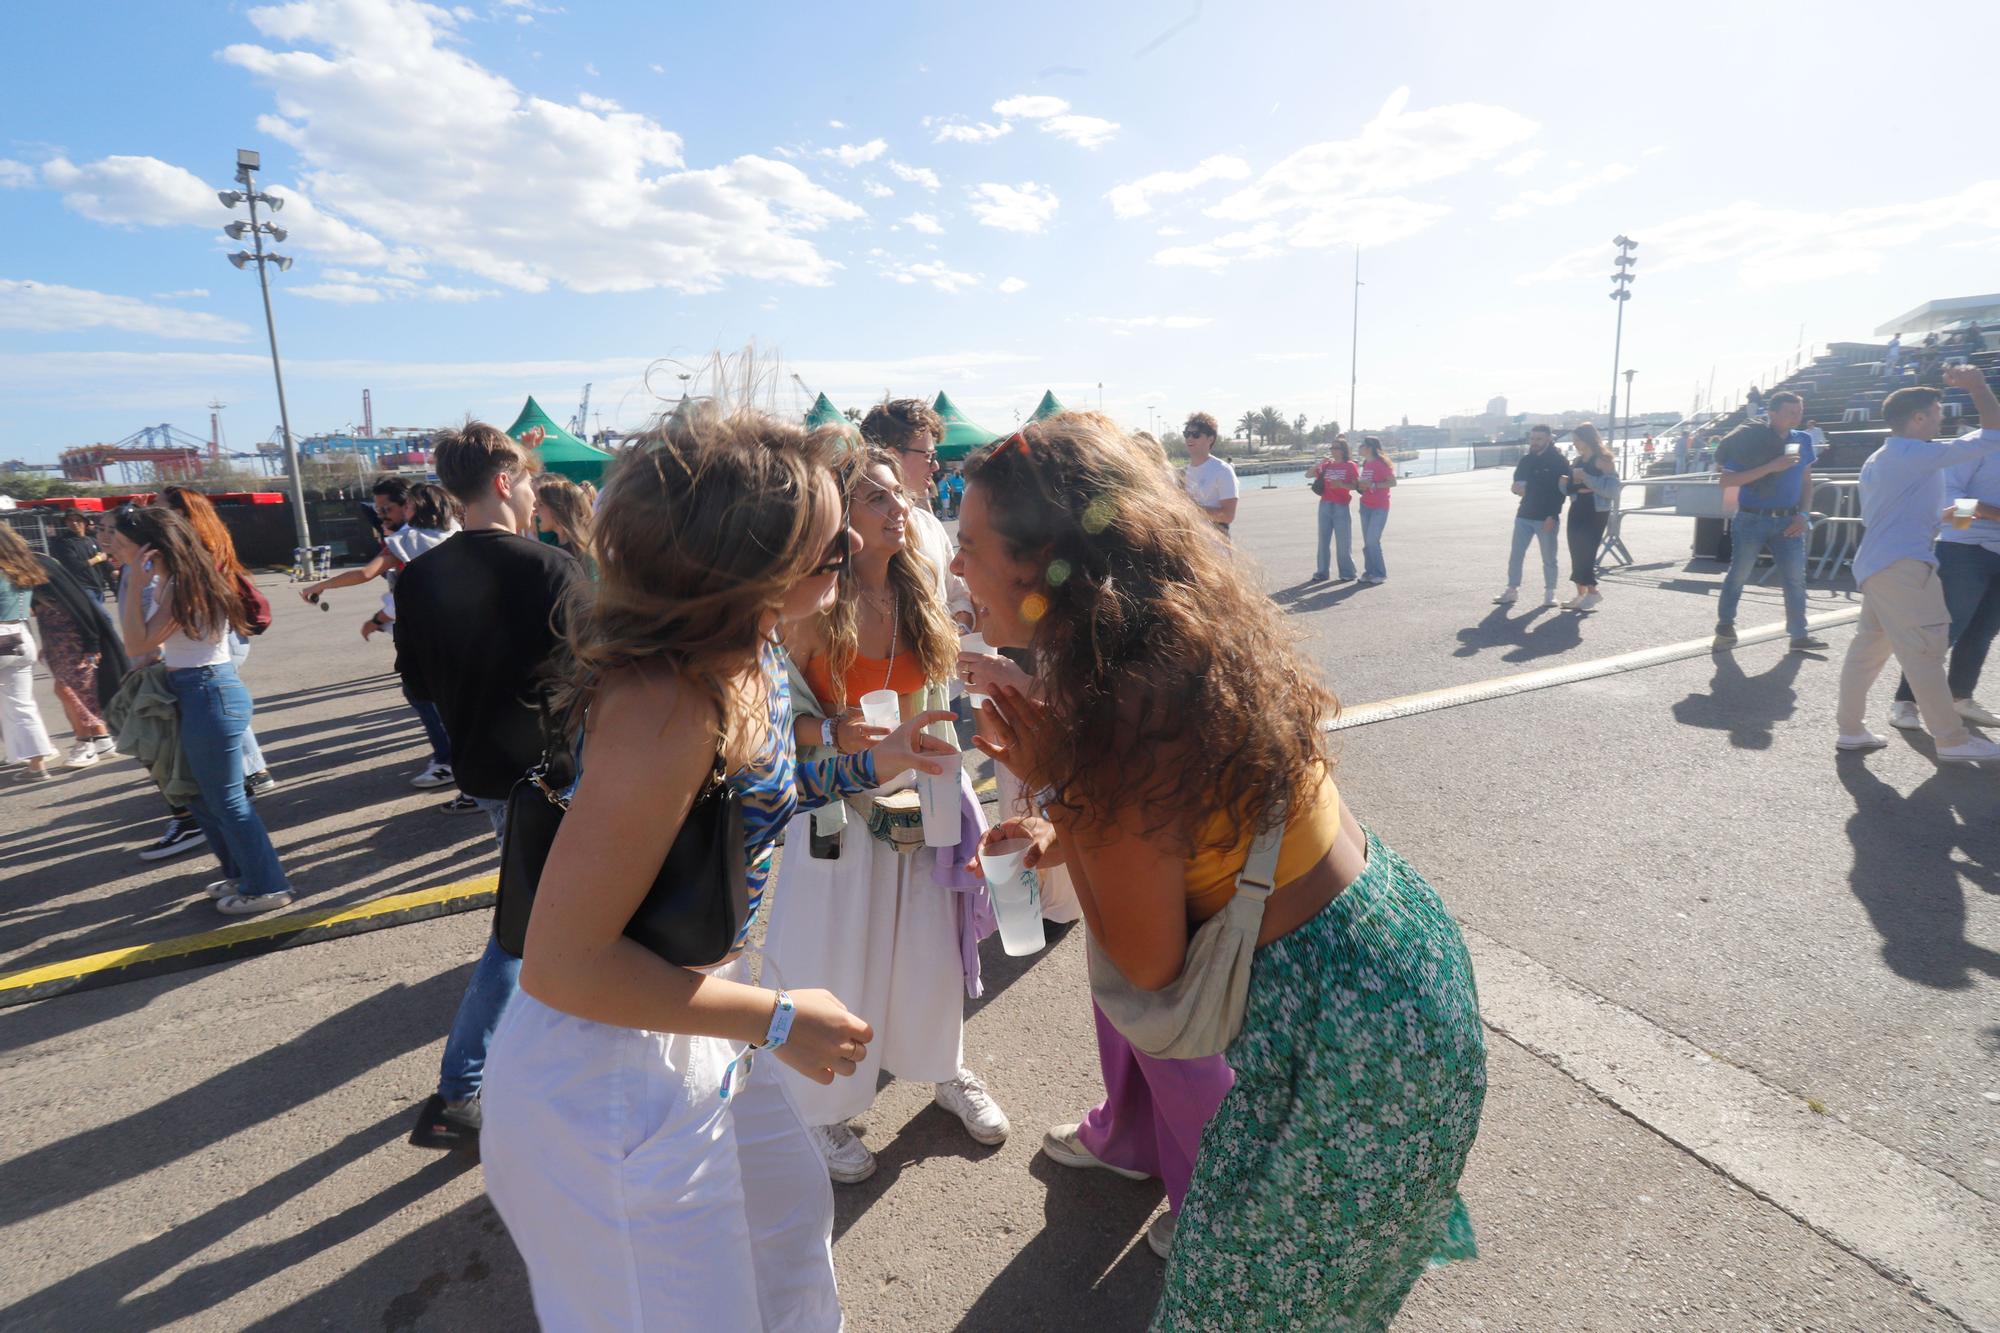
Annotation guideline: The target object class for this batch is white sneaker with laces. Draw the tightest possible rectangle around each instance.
[410,760,455,789]
[1955,697,2000,727]
[1887,700,1923,731]
[62,743,99,769]
[206,877,241,899]
[1936,735,2000,765]
[1574,590,1603,611]
[1146,1211,1177,1259]
[1836,732,1890,752]
[1041,1122,1150,1179]
[1493,587,1518,605]
[216,890,294,915]
[809,1122,877,1184]
[1542,590,1560,608]
[91,735,116,755]
[934,1067,1010,1145]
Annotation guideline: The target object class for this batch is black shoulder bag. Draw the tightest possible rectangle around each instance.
[494,732,749,968]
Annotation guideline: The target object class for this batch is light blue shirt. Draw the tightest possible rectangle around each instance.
[1853,428,2000,584]
[1938,451,2000,554]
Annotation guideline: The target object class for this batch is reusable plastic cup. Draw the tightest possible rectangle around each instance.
[860,689,901,730]
[959,630,993,708]
[1953,498,1978,530]
[1784,437,1801,457]
[919,752,963,847]
[983,841,1046,956]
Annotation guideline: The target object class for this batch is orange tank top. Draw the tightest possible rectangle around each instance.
[1183,769,1342,920]
[802,651,929,710]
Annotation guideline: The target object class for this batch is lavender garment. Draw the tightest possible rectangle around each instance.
[1075,1001,1235,1215]
[929,768,998,998]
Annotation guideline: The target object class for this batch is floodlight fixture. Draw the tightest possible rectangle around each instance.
[260,193,284,212]
[266,225,287,242]
[271,255,293,272]
[225,221,248,239]
[236,148,262,172]
[218,190,244,208]
[229,251,253,269]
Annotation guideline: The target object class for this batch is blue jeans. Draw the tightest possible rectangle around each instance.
[227,633,268,775]
[408,693,452,766]
[438,795,519,1101]
[1359,506,1389,581]
[1315,502,1355,580]
[1716,512,1807,638]
[1507,517,1559,593]
[167,662,291,897]
[1894,541,2000,701]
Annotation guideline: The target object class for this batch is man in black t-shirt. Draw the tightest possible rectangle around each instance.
[49,512,110,601]
[395,421,579,1153]
[1496,424,1569,607]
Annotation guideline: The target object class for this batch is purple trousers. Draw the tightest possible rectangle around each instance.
[1073,1002,1235,1214]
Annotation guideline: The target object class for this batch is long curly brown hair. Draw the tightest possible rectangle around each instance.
[160,486,247,582]
[810,445,958,705]
[964,411,1337,850]
[113,506,249,641]
[554,399,845,767]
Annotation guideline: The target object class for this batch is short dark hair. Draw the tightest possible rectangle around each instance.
[1884,386,1943,431]
[371,475,411,504]
[434,421,538,504]
[1528,423,1554,437]
[1184,412,1218,438]
[859,399,944,452]
[1767,390,1803,412]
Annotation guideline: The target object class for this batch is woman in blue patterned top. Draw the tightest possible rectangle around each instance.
[481,397,957,1332]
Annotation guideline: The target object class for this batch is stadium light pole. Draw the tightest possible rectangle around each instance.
[1607,236,1638,449]
[221,147,310,549]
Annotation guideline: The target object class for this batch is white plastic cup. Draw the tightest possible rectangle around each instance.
[859,689,901,730]
[1784,438,1801,457]
[959,630,993,709]
[988,866,1047,956]
[919,755,962,847]
[979,836,1030,887]
[1952,497,1978,529]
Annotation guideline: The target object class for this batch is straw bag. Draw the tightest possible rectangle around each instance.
[1086,816,1285,1059]
[852,787,927,854]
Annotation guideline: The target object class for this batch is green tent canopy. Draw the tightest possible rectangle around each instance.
[931,391,1001,462]
[507,395,613,483]
[1028,390,1067,422]
[803,393,849,432]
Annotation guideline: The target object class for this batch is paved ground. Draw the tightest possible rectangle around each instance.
[2,468,1995,1330]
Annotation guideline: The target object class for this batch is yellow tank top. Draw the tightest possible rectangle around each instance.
[1184,769,1342,920]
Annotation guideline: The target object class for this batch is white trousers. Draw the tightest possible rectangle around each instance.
[482,968,841,1332]
[0,625,55,765]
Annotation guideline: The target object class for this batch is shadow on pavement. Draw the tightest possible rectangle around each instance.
[1270,579,1370,615]
[1837,754,2000,991]
[949,1154,1162,1333]
[1670,648,1805,749]
[1451,604,1583,664]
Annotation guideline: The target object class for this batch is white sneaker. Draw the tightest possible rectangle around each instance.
[1836,732,1890,752]
[205,877,241,899]
[809,1122,877,1184]
[1041,1122,1150,1180]
[1936,736,2000,765]
[216,889,294,915]
[1887,700,1923,731]
[1574,591,1603,611]
[1146,1211,1177,1259]
[1493,587,1518,605]
[1542,590,1560,608]
[410,760,455,789]
[934,1067,1010,1145]
[91,735,116,755]
[62,743,99,769]
[1955,697,2000,727]
[1560,596,1583,610]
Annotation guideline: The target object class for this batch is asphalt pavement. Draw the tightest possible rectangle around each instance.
[1,468,1993,1331]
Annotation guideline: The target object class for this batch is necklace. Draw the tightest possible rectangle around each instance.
[879,590,900,690]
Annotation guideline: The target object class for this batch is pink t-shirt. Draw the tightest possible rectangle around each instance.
[1359,458,1395,510]
[1312,459,1359,504]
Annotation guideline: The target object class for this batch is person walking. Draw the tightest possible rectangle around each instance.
[48,511,111,603]
[111,507,294,911]
[480,396,955,1330]
[1887,413,2000,730]
[1179,413,1239,536]
[1308,438,1359,583]
[1562,423,1622,613]
[770,446,1006,1185]
[31,550,126,768]
[1714,391,1825,650]
[1356,436,1395,583]
[161,487,277,797]
[1836,369,2000,762]
[955,415,1484,1328]
[0,529,59,782]
[1497,424,1568,606]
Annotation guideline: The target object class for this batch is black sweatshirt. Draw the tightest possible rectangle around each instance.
[393,530,579,800]
[1513,447,1571,522]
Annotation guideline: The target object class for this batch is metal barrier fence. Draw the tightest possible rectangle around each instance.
[0,509,55,556]
[1597,471,1861,580]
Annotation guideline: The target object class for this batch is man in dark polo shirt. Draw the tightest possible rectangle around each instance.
[1714,390,1827,651]
[1496,424,1569,607]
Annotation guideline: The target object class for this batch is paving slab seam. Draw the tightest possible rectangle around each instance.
[1465,926,1997,1332]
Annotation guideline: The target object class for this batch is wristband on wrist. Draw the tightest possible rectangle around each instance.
[820,715,839,751]
[761,990,796,1049]
[1030,783,1062,817]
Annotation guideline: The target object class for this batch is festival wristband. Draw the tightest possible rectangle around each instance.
[821,715,839,750]
[762,990,796,1050]
[1030,783,1062,817]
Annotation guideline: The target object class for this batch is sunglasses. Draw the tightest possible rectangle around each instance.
[895,444,939,463]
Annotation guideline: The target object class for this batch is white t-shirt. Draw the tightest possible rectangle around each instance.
[156,580,232,669]
[1183,455,1239,513]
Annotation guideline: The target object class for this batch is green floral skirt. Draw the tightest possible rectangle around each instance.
[1155,829,1485,1332]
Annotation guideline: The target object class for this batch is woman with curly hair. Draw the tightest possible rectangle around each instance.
[768,444,1008,1185]
[954,412,1484,1330]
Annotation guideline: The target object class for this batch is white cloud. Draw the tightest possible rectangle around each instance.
[650,62,664,74]
[1493,148,1545,177]
[1107,155,1251,219]
[293,269,499,302]
[862,180,894,199]
[1518,181,2000,288]
[969,181,1059,234]
[289,282,387,303]
[0,279,251,341]
[822,139,888,167]
[986,93,1119,149]
[927,118,1012,145]
[1090,315,1212,333]
[1493,163,1634,220]
[42,155,217,226]
[214,0,863,295]
[0,160,33,189]
[874,257,980,293]
[1156,225,1185,237]
[997,276,1026,294]
[577,91,619,111]
[583,61,599,77]
[902,212,944,235]
[888,160,940,190]
[154,288,211,299]
[992,94,1069,119]
[828,119,845,129]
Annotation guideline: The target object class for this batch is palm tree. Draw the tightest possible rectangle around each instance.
[1235,410,1258,444]
[1256,406,1284,452]
[843,406,862,423]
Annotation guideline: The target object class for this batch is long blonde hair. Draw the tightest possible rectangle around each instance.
[1571,422,1609,468]
[535,475,594,557]
[964,412,1337,849]
[813,445,957,704]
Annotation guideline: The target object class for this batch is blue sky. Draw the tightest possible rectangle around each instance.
[5,0,1997,464]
